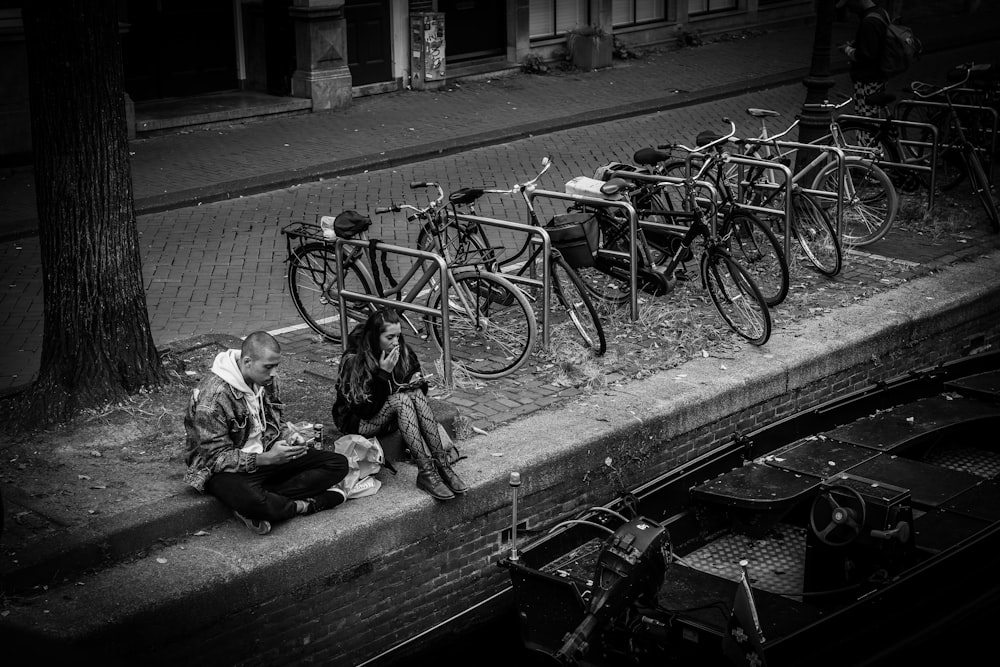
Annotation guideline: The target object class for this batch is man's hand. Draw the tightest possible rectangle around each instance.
[258,440,308,466]
[286,430,308,446]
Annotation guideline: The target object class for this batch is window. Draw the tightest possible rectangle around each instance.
[612,0,668,27]
[688,0,737,15]
[529,0,589,39]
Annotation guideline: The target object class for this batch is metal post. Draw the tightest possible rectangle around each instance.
[509,471,522,562]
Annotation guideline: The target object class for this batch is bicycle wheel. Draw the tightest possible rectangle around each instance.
[287,242,374,342]
[575,210,633,307]
[835,118,918,189]
[792,191,842,276]
[719,211,789,307]
[701,249,771,346]
[427,269,537,379]
[811,158,899,247]
[548,254,607,355]
[967,150,1000,232]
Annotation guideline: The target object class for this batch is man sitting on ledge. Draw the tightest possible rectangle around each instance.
[184,331,349,535]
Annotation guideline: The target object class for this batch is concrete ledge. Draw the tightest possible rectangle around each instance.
[3,256,999,665]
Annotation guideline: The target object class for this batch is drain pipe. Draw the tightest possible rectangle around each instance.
[509,471,522,562]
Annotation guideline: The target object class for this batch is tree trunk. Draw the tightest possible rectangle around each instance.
[18,1,165,426]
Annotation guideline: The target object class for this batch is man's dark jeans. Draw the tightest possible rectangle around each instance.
[206,449,349,522]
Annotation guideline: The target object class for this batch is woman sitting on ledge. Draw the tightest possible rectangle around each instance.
[332,308,468,501]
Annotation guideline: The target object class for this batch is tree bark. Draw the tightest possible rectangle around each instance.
[18,1,165,425]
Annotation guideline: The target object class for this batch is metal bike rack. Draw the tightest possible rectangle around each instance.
[451,212,557,350]
[738,139,846,243]
[526,189,645,321]
[333,236,454,386]
[894,100,998,182]
[836,113,939,209]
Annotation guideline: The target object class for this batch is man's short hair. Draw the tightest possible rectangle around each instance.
[241,331,280,360]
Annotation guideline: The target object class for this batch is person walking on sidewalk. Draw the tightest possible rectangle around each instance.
[838,0,889,118]
[184,331,350,535]
[332,308,468,501]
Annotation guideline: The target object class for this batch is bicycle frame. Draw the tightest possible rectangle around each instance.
[526,189,644,319]
[894,99,997,182]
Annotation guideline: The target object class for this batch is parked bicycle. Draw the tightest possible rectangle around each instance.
[572,120,772,345]
[283,196,537,380]
[907,63,999,230]
[410,158,606,355]
[899,62,998,193]
[621,133,790,307]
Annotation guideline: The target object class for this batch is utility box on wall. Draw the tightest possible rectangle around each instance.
[409,12,445,90]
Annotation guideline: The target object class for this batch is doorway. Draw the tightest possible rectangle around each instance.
[345,0,393,86]
[122,0,238,101]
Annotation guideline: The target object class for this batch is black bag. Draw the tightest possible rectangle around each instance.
[871,11,921,79]
[545,212,599,269]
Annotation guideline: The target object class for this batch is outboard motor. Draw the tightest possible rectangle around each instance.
[555,516,668,664]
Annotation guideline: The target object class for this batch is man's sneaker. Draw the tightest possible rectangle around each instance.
[304,488,347,514]
[346,476,381,499]
[233,510,271,535]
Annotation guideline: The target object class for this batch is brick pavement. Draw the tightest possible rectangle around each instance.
[1,14,998,427]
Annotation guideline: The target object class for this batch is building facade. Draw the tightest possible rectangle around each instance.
[0,0,910,162]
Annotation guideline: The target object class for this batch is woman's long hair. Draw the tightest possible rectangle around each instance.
[339,308,416,403]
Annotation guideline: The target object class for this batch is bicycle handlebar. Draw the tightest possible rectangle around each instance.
[665,118,737,155]
[375,182,445,219]
[801,96,853,112]
[480,156,553,196]
[911,62,981,98]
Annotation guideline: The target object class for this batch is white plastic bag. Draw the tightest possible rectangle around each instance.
[332,434,385,499]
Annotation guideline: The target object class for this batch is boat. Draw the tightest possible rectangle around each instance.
[500,349,1000,666]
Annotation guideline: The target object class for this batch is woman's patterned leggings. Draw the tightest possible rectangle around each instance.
[356,390,442,458]
[853,80,887,119]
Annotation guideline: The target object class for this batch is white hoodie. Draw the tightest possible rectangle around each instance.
[211,349,267,454]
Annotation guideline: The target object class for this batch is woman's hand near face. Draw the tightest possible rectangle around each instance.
[379,346,400,372]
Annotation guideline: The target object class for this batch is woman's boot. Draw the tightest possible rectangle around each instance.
[415,457,455,501]
[433,452,468,495]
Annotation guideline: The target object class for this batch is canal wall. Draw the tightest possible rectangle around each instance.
[3,257,1000,666]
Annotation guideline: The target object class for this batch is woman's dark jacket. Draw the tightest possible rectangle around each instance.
[331,331,427,434]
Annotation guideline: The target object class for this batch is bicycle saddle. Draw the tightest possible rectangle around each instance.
[330,210,372,238]
[448,187,484,206]
[633,147,672,166]
[696,130,724,150]
[865,91,896,107]
[746,108,781,118]
[947,62,995,83]
[598,178,634,196]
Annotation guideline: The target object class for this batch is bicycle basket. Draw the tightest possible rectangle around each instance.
[545,212,599,268]
[321,210,372,239]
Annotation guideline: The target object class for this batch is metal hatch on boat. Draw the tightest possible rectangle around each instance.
[944,369,1000,403]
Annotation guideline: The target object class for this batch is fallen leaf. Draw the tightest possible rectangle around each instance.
[156,558,168,564]
[193,530,210,537]
[89,485,107,490]
[490,452,504,457]
[472,426,489,436]
[77,475,91,480]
